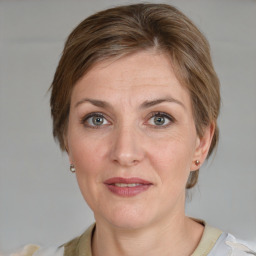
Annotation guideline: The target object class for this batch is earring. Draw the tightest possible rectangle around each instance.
[70,164,76,173]
[195,160,200,166]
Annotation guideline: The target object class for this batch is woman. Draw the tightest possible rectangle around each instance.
[14,3,255,256]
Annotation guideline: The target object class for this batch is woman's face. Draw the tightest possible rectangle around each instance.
[67,51,211,229]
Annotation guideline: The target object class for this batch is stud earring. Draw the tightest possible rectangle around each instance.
[70,164,76,173]
[195,160,200,166]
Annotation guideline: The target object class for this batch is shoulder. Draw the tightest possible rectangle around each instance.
[10,244,64,256]
[191,220,256,256]
[9,224,95,256]
[62,224,95,256]
[210,232,256,256]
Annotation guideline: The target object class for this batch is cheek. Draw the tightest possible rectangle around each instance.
[68,134,107,210]
[68,124,106,166]
[152,134,195,164]
[148,134,196,184]
[67,131,102,184]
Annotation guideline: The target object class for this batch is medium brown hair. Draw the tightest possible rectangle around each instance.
[50,3,220,189]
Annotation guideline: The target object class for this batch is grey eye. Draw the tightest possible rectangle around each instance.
[92,116,104,126]
[148,112,173,127]
[154,116,165,125]
[84,114,109,127]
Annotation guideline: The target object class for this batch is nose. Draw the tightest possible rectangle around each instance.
[110,125,145,167]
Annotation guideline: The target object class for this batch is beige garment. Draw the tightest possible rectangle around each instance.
[63,225,94,256]
[63,222,223,256]
[10,244,40,256]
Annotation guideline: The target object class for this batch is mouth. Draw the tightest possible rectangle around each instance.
[113,183,143,187]
[104,177,153,197]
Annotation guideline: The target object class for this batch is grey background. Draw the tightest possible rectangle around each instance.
[0,0,256,253]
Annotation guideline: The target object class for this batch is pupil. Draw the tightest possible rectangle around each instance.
[93,116,103,125]
[154,116,165,125]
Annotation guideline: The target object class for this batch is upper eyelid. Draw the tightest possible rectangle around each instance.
[81,112,106,122]
[82,111,174,118]
[147,111,175,121]
[82,112,108,120]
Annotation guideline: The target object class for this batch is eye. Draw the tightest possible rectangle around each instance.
[147,112,174,127]
[81,113,110,128]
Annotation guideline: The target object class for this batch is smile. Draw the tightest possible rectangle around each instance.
[114,183,141,187]
[104,177,152,197]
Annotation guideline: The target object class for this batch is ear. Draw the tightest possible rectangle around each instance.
[190,122,215,171]
[63,135,69,154]
[63,135,73,165]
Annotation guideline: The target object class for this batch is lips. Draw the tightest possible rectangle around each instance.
[104,177,152,197]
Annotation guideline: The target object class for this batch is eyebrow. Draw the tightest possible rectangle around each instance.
[75,98,112,109]
[140,98,185,109]
[75,97,185,109]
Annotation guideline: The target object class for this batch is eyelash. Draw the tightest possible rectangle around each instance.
[80,111,175,129]
[147,111,175,128]
[80,112,107,129]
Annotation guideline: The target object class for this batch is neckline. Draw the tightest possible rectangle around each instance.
[66,221,223,256]
[191,220,223,256]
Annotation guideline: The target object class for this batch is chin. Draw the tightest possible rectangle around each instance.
[109,216,151,230]
[99,204,156,230]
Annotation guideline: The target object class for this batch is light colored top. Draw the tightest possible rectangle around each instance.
[10,222,256,256]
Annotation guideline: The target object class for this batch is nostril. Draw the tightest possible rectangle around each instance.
[109,127,145,166]
[112,154,140,167]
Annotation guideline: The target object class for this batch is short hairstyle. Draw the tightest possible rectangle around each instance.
[50,3,220,189]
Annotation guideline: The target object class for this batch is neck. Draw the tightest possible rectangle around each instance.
[92,211,204,256]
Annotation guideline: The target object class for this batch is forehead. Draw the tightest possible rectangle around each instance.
[71,50,190,107]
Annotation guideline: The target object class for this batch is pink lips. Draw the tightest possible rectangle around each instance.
[104,177,152,197]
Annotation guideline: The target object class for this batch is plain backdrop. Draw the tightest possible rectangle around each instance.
[0,0,256,253]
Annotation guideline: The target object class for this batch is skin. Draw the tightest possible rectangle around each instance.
[66,50,214,256]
